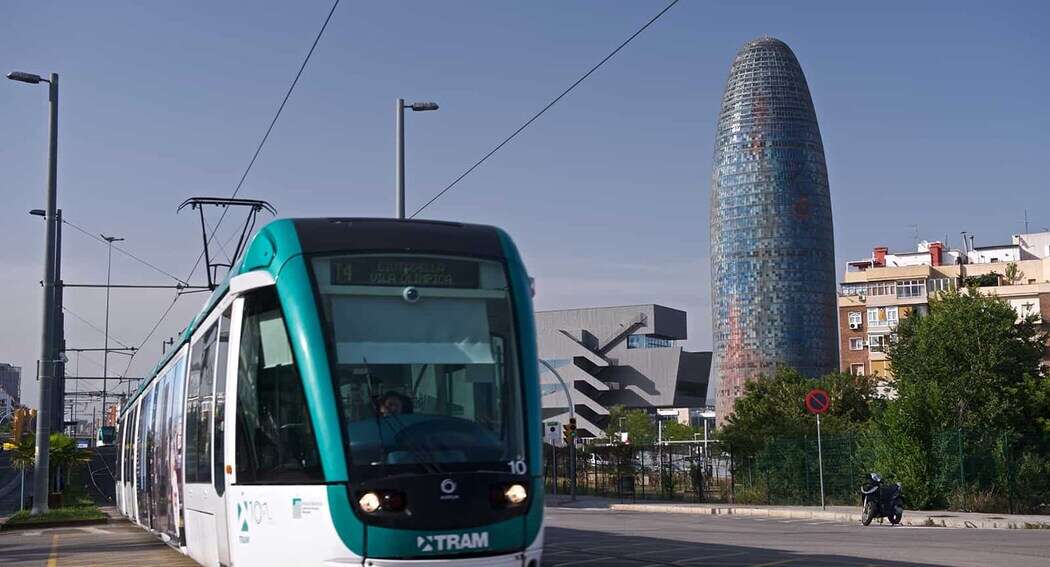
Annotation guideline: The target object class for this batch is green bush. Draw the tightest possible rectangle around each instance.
[5,505,104,526]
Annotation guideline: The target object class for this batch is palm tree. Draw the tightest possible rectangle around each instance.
[2,435,36,510]
[49,433,92,494]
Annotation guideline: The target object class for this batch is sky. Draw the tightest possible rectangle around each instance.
[1,1,1047,411]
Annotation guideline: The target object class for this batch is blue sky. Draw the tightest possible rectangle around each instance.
[2,1,1047,408]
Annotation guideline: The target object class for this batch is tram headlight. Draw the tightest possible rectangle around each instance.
[504,483,528,506]
[358,491,381,513]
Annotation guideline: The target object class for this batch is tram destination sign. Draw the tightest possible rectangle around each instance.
[331,257,480,288]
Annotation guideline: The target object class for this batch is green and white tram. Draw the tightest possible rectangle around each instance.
[116,218,543,566]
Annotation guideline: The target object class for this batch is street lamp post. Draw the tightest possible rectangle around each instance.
[395,99,439,219]
[100,234,124,428]
[9,69,59,515]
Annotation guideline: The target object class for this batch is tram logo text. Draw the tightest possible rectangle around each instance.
[416,532,489,552]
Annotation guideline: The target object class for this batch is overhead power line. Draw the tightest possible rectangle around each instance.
[410,0,681,218]
[184,0,342,285]
[62,217,187,285]
[118,0,342,386]
[120,294,181,381]
[62,306,132,349]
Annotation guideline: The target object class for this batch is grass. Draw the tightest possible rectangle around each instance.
[4,505,105,526]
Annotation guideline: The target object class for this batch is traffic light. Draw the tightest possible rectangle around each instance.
[12,408,35,440]
[562,417,577,445]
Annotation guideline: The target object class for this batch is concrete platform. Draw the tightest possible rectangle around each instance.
[0,521,195,566]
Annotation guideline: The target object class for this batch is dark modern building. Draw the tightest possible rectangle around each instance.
[709,37,837,424]
[0,363,21,407]
[536,305,711,438]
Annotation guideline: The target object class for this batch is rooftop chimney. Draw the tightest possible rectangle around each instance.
[873,246,888,267]
[929,241,943,266]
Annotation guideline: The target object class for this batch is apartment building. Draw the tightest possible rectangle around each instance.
[839,233,1050,379]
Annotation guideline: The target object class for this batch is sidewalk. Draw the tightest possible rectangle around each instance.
[545,494,1050,530]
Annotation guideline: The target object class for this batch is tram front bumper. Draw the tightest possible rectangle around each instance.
[324,549,542,567]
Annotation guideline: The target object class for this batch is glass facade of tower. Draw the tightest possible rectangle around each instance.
[710,37,837,423]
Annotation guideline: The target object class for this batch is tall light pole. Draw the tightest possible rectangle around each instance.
[395,99,439,219]
[100,234,124,427]
[9,69,59,515]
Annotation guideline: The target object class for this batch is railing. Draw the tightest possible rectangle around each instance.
[544,430,1050,514]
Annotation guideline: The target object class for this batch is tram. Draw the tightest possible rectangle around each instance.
[115,218,543,566]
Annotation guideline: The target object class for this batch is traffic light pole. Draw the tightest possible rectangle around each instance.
[540,359,575,501]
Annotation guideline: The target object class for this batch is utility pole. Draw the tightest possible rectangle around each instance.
[8,70,60,515]
[100,234,124,428]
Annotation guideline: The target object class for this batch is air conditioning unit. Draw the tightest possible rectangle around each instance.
[849,322,862,330]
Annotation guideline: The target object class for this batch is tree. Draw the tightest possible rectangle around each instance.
[1004,262,1023,285]
[661,420,698,442]
[604,405,656,445]
[873,289,1050,507]
[718,367,880,457]
[4,435,36,473]
[49,433,92,491]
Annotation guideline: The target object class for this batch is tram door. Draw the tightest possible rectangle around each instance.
[184,306,234,566]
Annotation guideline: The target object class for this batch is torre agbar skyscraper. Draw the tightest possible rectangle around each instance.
[710,37,837,424]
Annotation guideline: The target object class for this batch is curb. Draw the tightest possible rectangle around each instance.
[608,503,1050,530]
[0,517,109,532]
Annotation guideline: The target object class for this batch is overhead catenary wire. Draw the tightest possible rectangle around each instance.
[62,217,188,286]
[119,293,181,383]
[184,0,342,285]
[409,0,681,218]
[117,0,342,388]
[62,306,132,349]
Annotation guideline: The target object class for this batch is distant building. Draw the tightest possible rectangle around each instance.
[839,232,1050,380]
[0,388,14,420]
[0,363,21,407]
[536,305,711,438]
[709,37,838,425]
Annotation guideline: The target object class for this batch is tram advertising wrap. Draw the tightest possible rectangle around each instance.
[115,218,543,567]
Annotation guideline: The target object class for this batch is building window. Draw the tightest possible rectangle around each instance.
[849,338,864,350]
[886,306,899,326]
[868,281,895,296]
[627,335,673,349]
[840,283,868,296]
[867,308,879,325]
[868,334,887,353]
[848,312,862,327]
[928,278,954,294]
[850,363,866,376]
[896,279,924,299]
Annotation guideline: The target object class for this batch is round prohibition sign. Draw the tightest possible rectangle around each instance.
[805,388,830,414]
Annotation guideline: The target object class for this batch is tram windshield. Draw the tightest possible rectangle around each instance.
[310,254,526,473]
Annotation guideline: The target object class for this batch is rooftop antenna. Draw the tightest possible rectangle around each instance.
[960,231,969,253]
[1024,209,1029,234]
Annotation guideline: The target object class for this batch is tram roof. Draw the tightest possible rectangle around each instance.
[121,217,510,414]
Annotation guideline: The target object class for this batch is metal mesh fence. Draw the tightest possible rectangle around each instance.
[544,430,1050,514]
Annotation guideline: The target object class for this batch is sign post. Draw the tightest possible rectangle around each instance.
[805,388,830,511]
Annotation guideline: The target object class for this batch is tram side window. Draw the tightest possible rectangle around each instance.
[186,322,218,483]
[213,308,231,495]
[235,287,322,484]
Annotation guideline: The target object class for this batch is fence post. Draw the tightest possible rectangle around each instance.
[1005,432,1014,515]
[803,437,811,505]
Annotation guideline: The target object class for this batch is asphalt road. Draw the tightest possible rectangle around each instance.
[1,508,1047,566]
[543,507,1050,567]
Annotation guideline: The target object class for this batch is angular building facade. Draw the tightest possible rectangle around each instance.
[710,37,837,424]
[536,305,711,438]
